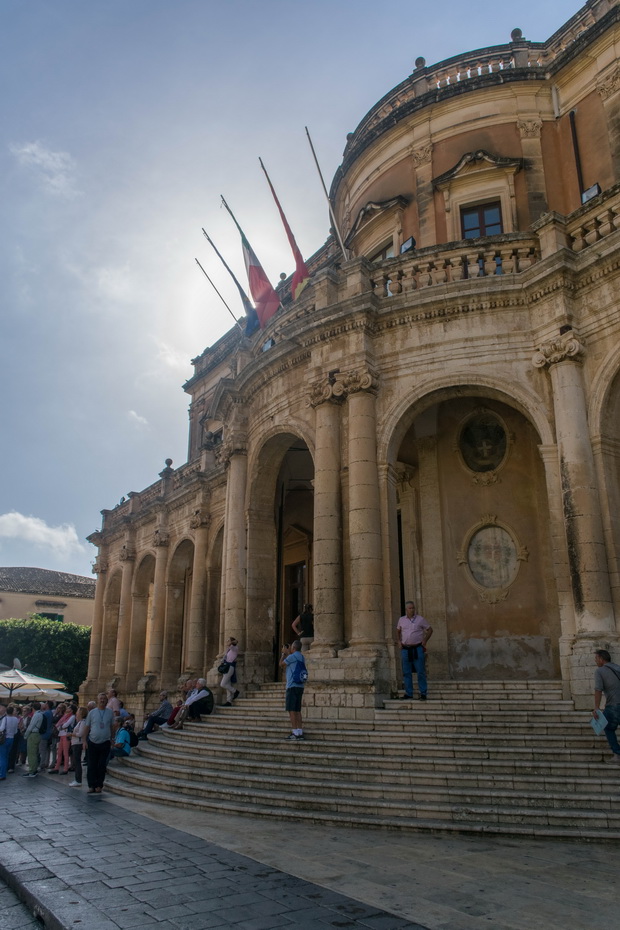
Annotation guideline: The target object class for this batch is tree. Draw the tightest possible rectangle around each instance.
[0,617,91,695]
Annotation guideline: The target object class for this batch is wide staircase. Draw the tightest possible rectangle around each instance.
[106,680,620,841]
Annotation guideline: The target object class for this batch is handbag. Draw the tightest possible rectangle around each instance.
[218,660,231,675]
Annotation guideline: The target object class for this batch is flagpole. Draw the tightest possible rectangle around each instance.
[194,258,244,332]
[304,126,349,259]
[202,228,254,311]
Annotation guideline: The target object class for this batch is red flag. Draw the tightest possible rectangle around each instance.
[260,158,310,300]
[221,197,280,329]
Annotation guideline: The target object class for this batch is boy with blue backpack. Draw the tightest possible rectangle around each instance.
[280,640,308,741]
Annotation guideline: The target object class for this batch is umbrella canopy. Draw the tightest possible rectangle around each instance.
[0,668,65,697]
[6,687,74,703]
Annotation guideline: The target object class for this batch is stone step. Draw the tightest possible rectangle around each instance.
[139,735,612,776]
[107,764,620,830]
[212,707,583,724]
[105,775,620,841]
[134,743,619,794]
[250,679,564,691]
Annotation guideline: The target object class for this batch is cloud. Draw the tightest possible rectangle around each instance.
[9,140,80,198]
[153,338,190,371]
[0,512,86,558]
[127,409,149,428]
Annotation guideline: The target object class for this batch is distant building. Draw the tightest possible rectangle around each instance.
[0,567,95,626]
[86,0,620,712]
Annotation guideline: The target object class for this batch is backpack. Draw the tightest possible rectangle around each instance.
[128,729,139,748]
[290,655,308,685]
[38,713,48,738]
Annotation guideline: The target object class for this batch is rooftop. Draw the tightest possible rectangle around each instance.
[0,567,95,600]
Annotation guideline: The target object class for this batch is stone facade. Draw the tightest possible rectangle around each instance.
[84,1,620,714]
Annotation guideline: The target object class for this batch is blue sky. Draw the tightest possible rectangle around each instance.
[0,0,579,577]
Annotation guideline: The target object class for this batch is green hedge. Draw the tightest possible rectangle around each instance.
[0,616,91,696]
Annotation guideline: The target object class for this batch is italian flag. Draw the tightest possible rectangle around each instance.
[240,232,281,329]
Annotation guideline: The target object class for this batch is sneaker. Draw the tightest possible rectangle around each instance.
[22,772,37,778]
[48,769,59,774]
[419,694,427,701]
[68,781,81,787]
[399,694,413,700]
[285,733,298,740]
[604,754,620,764]
[223,702,232,707]
[233,690,240,700]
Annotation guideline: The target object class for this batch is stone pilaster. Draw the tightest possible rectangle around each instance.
[410,139,435,246]
[144,524,169,676]
[416,436,449,678]
[533,334,618,705]
[223,440,248,648]
[517,117,548,223]
[186,508,211,674]
[81,540,107,695]
[113,541,136,680]
[308,382,344,655]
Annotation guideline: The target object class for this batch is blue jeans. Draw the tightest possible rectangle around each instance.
[401,646,427,697]
[0,737,13,778]
[603,703,620,755]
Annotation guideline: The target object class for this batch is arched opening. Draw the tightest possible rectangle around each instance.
[128,553,155,688]
[246,432,314,682]
[391,392,560,680]
[99,570,121,683]
[162,539,194,688]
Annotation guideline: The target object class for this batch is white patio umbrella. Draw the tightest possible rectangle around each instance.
[8,687,74,703]
[0,667,65,698]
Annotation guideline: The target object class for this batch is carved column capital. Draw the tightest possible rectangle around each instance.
[118,545,136,562]
[532,334,585,369]
[190,510,211,530]
[308,368,379,404]
[410,143,433,167]
[598,65,620,101]
[217,436,247,466]
[92,557,108,575]
[152,528,170,548]
[517,117,543,139]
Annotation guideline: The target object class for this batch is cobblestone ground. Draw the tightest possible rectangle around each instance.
[0,776,424,930]
[0,877,44,930]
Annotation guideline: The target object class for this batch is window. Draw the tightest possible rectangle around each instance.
[38,612,64,622]
[461,202,503,239]
[369,242,395,263]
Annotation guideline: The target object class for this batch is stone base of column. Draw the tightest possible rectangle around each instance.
[568,632,620,709]
[308,642,343,658]
[301,653,392,719]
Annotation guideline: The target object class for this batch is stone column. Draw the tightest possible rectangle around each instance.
[144,526,169,676]
[517,117,547,223]
[416,436,449,676]
[533,334,617,704]
[310,389,344,654]
[411,139,435,246]
[341,369,384,651]
[186,510,210,673]
[114,542,136,679]
[223,443,248,647]
[83,545,107,689]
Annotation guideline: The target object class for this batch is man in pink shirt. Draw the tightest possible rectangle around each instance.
[396,601,433,700]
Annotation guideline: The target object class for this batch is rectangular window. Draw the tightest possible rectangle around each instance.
[460,202,503,239]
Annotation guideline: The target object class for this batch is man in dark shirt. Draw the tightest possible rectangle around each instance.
[593,649,620,764]
[138,691,173,740]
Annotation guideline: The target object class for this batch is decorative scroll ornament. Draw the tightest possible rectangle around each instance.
[92,557,108,575]
[410,143,433,167]
[532,334,585,368]
[517,118,543,138]
[190,510,211,530]
[307,368,379,406]
[119,545,136,562]
[152,528,170,548]
[598,66,620,100]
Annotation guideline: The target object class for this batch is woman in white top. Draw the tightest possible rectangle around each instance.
[220,637,239,706]
[69,707,87,787]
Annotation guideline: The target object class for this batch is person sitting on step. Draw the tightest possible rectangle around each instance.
[172,679,214,729]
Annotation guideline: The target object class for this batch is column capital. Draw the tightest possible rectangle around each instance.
[216,436,247,466]
[532,333,585,369]
[517,117,543,139]
[152,528,170,547]
[336,367,379,398]
[190,510,211,530]
[118,545,136,562]
[92,557,108,575]
[410,142,433,167]
[598,64,620,101]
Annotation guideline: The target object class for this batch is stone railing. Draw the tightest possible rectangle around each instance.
[566,186,620,252]
[369,235,539,298]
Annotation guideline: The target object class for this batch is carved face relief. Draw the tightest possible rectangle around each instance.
[459,412,507,473]
[467,525,518,589]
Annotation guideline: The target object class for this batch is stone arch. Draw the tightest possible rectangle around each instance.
[245,428,315,683]
[588,341,620,437]
[246,418,315,499]
[127,553,156,687]
[378,370,554,464]
[99,568,121,682]
[162,538,195,687]
[381,375,560,681]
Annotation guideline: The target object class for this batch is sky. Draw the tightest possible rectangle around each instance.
[0,0,580,578]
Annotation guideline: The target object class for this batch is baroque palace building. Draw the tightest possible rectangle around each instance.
[84,0,620,714]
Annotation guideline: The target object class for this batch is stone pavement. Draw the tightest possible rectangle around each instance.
[0,874,41,930]
[0,776,423,930]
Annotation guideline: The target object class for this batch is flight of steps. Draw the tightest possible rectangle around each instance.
[105,680,620,841]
